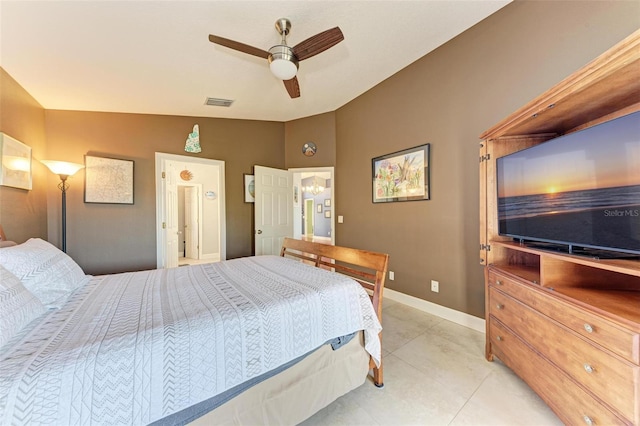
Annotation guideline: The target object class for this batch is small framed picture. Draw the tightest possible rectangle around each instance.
[324,199,331,207]
[244,174,255,203]
[317,203,322,213]
[324,210,331,218]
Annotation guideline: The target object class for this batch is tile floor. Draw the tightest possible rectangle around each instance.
[301,298,563,426]
[178,257,215,266]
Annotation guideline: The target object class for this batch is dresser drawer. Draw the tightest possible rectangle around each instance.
[488,268,640,364]
[490,287,639,423]
[489,318,631,426]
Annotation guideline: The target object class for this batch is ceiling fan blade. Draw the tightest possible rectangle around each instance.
[283,77,300,98]
[293,27,344,61]
[209,34,269,59]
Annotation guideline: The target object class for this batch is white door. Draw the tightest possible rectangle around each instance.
[254,165,293,255]
[164,161,179,268]
[184,186,199,259]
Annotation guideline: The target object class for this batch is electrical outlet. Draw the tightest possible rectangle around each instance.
[431,280,439,293]
[389,271,394,280]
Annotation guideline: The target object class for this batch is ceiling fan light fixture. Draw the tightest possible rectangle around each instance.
[209,19,343,98]
[268,45,298,80]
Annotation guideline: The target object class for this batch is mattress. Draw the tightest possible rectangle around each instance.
[0,255,381,425]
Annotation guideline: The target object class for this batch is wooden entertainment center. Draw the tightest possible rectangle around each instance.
[479,30,640,425]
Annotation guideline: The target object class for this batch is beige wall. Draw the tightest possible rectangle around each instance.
[334,1,639,318]
[0,69,48,242]
[44,110,284,274]
[284,112,336,168]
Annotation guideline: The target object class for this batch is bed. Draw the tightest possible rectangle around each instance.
[0,236,388,425]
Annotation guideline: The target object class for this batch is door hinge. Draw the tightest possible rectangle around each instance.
[480,244,491,251]
[162,171,166,178]
[479,154,491,163]
[162,222,166,229]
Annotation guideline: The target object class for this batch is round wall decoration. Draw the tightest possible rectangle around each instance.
[302,142,317,157]
[180,170,193,181]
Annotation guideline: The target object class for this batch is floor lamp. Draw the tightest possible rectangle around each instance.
[41,160,84,253]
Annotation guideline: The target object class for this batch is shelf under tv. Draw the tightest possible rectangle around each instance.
[512,239,640,261]
[490,240,640,277]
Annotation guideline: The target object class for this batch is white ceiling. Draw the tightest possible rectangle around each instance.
[0,1,510,122]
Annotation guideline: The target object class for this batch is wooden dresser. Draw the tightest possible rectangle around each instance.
[479,30,640,425]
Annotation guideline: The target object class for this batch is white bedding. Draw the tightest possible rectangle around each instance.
[0,255,381,425]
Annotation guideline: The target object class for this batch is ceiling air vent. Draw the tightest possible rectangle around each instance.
[205,97,234,107]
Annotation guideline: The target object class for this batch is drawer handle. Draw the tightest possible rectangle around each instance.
[584,323,594,333]
[495,303,504,310]
[583,415,594,426]
[495,280,503,286]
[496,336,503,341]
[583,364,595,374]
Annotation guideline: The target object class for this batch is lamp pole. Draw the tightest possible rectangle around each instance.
[41,160,85,253]
[58,174,70,253]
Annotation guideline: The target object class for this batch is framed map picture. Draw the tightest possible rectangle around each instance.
[84,155,134,204]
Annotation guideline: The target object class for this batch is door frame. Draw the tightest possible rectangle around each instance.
[155,152,226,268]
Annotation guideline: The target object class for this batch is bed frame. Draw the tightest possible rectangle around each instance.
[1,230,389,424]
[280,237,389,387]
[185,238,391,425]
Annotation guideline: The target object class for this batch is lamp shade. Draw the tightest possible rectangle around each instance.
[270,59,297,80]
[268,45,298,80]
[41,160,84,177]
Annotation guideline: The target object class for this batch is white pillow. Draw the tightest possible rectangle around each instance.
[0,265,46,347]
[0,238,89,308]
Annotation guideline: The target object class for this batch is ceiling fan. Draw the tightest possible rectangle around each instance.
[209,18,344,99]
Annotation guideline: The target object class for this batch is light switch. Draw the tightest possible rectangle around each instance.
[338,215,344,224]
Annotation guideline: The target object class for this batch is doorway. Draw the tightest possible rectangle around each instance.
[155,153,226,268]
[252,166,334,256]
[292,168,334,244]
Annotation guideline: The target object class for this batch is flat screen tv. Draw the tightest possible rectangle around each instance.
[496,111,640,257]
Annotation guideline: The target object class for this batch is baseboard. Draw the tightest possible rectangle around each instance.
[201,253,221,262]
[384,288,486,334]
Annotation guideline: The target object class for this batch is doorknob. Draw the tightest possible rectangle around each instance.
[256,229,263,234]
